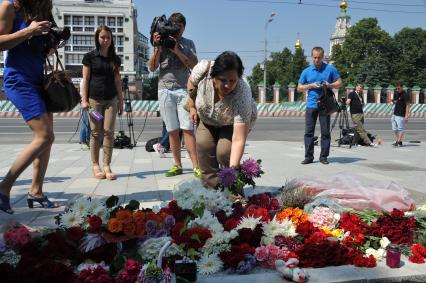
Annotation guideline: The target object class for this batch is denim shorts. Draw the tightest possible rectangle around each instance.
[391,115,405,132]
[158,88,193,132]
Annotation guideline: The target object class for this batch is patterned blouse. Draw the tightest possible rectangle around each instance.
[189,60,257,127]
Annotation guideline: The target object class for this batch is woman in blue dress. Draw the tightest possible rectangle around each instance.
[0,0,58,214]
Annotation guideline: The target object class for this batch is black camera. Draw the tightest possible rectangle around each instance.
[44,26,71,53]
[149,15,180,49]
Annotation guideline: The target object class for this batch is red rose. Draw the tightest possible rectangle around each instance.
[88,215,103,230]
[296,221,318,238]
[353,254,376,267]
[66,226,84,242]
[243,205,270,222]
[224,218,240,231]
[409,253,425,264]
[270,198,280,210]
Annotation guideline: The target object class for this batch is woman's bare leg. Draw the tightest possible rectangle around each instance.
[0,113,54,197]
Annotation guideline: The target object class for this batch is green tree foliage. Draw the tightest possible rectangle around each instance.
[332,18,395,86]
[142,76,158,100]
[247,48,308,100]
[393,28,426,87]
[331,18,425,88]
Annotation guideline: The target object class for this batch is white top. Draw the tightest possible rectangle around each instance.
[189,59,257,127]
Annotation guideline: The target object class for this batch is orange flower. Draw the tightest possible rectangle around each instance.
[135,222,145,236]
[293,208,303,218]
[133,211,146,223]
[123,222,136,236]
[108,218,123,233]
[300,214,309,223]
[116,210,133,224]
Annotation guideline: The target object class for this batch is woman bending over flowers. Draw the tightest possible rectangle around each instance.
[186,51,257,188]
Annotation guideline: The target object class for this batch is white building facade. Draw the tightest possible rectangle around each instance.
[1,0,149,82]
[53,0,149,80]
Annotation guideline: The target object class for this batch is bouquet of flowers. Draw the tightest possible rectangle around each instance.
[216,159,264,196]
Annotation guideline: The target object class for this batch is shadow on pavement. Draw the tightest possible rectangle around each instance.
[327,157,366,164]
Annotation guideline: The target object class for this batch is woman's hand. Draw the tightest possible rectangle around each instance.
[117,99,124,116]
[189,107,198,125]
[81,100,90,110]
[26,21,51,38]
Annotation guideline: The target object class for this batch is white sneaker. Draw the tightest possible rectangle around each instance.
[370,143,378,148]
[153,143,166,158]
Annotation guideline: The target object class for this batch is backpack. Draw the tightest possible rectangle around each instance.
[145,137,170,152]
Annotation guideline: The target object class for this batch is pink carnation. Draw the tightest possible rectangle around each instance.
[255,246,269,261]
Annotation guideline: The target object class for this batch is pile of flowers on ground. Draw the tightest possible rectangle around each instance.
[1,160,426,283]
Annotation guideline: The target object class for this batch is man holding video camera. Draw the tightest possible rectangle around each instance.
[298,47,342,165]
[346,83,376,147]
[147,12,200,177]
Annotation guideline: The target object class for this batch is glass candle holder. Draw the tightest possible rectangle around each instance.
[386,243,401,268]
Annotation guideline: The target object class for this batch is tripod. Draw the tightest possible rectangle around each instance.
[115,77,136,148]
[330,103,353,148]
[124,77,136,147]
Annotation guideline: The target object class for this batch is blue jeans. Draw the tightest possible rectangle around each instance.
[304,108,331,161]
[79,108,91,143]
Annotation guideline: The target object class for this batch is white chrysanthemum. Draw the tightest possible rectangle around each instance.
[201,230,237,255]
[380,237,390,249]
[365,248,386,261]
[174,179,233,216]
[189,211,224,234]
[236,215,262,231]
[61,212,83,228]
[76,261,109,272]
[417,204,426,211]
[72,198,92,216]
[262,218,297,240]
[197,253,223,275]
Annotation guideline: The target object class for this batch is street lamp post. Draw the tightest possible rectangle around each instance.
[263,12,276,98]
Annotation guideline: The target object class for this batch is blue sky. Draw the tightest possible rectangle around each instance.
[136,0,426,75]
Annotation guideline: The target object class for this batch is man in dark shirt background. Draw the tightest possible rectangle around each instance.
[391,81,410,147]
[346,83,376,147]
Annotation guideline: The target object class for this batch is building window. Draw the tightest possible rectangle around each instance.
[84,16,95,26]
[117,47,123,52]
[116,36,123,46]
[107,17,115,27]
[64,15,71,25]
[65,46,71,51]
[73,27,83,32]
[117,28,123,33]
[65,53,85,65]
[98,16,105,26]
[85,27,95,32]
[74,46,93,52]
[117,17,123,27]
[73,35,94,46]
[73,16,83,25]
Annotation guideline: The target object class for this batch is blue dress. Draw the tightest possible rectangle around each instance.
[3,0,47,122]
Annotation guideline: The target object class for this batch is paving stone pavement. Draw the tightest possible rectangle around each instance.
[1,141,425,282]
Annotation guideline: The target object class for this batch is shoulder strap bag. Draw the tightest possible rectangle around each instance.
[184,61,211,112]
[43,50,80,113]
[317,85,339,115]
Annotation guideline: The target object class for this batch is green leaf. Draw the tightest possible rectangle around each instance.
[106,195,119,208]
[192,203,205,218]
[190,233,201,243]
[126,200,140,211]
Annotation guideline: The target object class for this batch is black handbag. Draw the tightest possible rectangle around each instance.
[43,50,80,113]
[317,85,338,115]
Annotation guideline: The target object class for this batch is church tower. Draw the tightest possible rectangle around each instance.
[329,0,351,56]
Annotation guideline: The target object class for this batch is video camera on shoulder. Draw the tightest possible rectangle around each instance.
[43,23,71,54]
[149,15,180,49]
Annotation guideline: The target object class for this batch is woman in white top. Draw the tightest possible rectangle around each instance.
[187,51,257,188]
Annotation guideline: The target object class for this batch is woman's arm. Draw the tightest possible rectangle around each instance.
[114,69,123,115]
[229,122,249,167]
[0,2,50,51]
[81,65,90,109]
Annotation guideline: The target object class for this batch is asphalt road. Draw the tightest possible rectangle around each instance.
[0,117,424,144]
